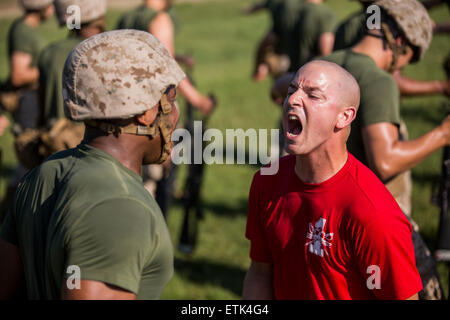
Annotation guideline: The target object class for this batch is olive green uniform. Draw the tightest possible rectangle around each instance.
[333,11,366,51]
[1,17,47,223]
[286,2,337,71]
[266,0,305,55]
[117,5,158,31]
[38,34,82,126]
[8,17,45,69]
[0,143,174,299]
[8,17,46,129]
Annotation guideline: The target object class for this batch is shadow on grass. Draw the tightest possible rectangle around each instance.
[203,198,248,217]
[174,257,246,297]
[169,197,248,218]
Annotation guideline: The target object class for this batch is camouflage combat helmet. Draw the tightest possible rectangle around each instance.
[62,30,185,163]
[54,0,107,26]
[374,0,433,62]
[19,0,53,10]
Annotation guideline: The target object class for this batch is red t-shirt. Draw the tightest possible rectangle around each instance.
[246,153,422,300]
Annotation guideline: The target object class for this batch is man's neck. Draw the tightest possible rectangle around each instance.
[23,13,41,28]
[351,37,389,71]
[307,0,323,4]
[85,133,145,176]
[295,145,349,184]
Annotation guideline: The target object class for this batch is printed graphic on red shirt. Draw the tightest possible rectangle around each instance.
[305,218,334,257]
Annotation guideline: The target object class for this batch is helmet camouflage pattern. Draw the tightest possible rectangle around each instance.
[63,29,185,120]
[19,0,53,10]
[374,0,433,62]
[54,0,107,25]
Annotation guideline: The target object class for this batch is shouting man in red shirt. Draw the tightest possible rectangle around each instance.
[243,60,422,300]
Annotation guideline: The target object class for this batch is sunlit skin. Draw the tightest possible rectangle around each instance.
[282,60,359,183]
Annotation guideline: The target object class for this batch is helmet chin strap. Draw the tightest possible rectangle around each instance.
[84,93,175,165]
[366,23,408,73]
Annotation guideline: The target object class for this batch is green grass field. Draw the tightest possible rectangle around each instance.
[0,0,449,299]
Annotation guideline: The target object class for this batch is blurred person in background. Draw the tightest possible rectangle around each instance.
[334,0,450,97]
[0,0,54,222]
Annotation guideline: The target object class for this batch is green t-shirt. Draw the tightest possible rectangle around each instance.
[287,2,337,71]
[8,17,45,67]
[38,33,82,126]
[266,0,305,55]
[117,5,158,31]
[333,11,366,51]
[320,49,401,165]
[1,143,174,300]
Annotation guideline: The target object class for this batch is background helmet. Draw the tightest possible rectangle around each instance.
[374,0,433,62]
[19,0,53,10]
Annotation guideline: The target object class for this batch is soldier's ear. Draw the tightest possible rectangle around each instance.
[135,105,159,126]
[336,106,356,129]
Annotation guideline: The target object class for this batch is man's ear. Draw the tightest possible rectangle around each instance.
[135,105,159,126]
[336,106,356,129]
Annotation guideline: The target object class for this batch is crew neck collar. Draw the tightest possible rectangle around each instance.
[76,143,143,182]
[293,152,354,192]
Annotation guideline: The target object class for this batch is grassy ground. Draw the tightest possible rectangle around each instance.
[0,0,449,299]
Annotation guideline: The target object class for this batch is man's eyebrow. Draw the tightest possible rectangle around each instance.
[303,85,324,93]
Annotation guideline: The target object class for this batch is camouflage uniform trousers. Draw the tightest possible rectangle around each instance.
[386,121,444,300]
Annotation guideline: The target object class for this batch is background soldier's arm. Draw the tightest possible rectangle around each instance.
[149,10,215,115]
[362,120,450,181]
[0,114,9,137]
[149,11,175,56]
[318,32,335,57]
[61,280,136,300]
[393,70,449,97]
[10,52,39,87]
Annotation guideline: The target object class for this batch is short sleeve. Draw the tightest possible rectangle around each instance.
[359,74,401,127]
[10,29,34,56]
[352,211,422,299]
[319,7,338,34]
[245,173,272,263]
[64,198,155,295]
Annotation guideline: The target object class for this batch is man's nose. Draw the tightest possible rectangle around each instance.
[285,90,304,109]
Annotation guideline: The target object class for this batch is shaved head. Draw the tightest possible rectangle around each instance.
[299,60,360,112]
[283,60,361,156]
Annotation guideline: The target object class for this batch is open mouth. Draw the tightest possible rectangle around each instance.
[287,114,303,137]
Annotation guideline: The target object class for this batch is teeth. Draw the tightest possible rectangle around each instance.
[288,115,298,120]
